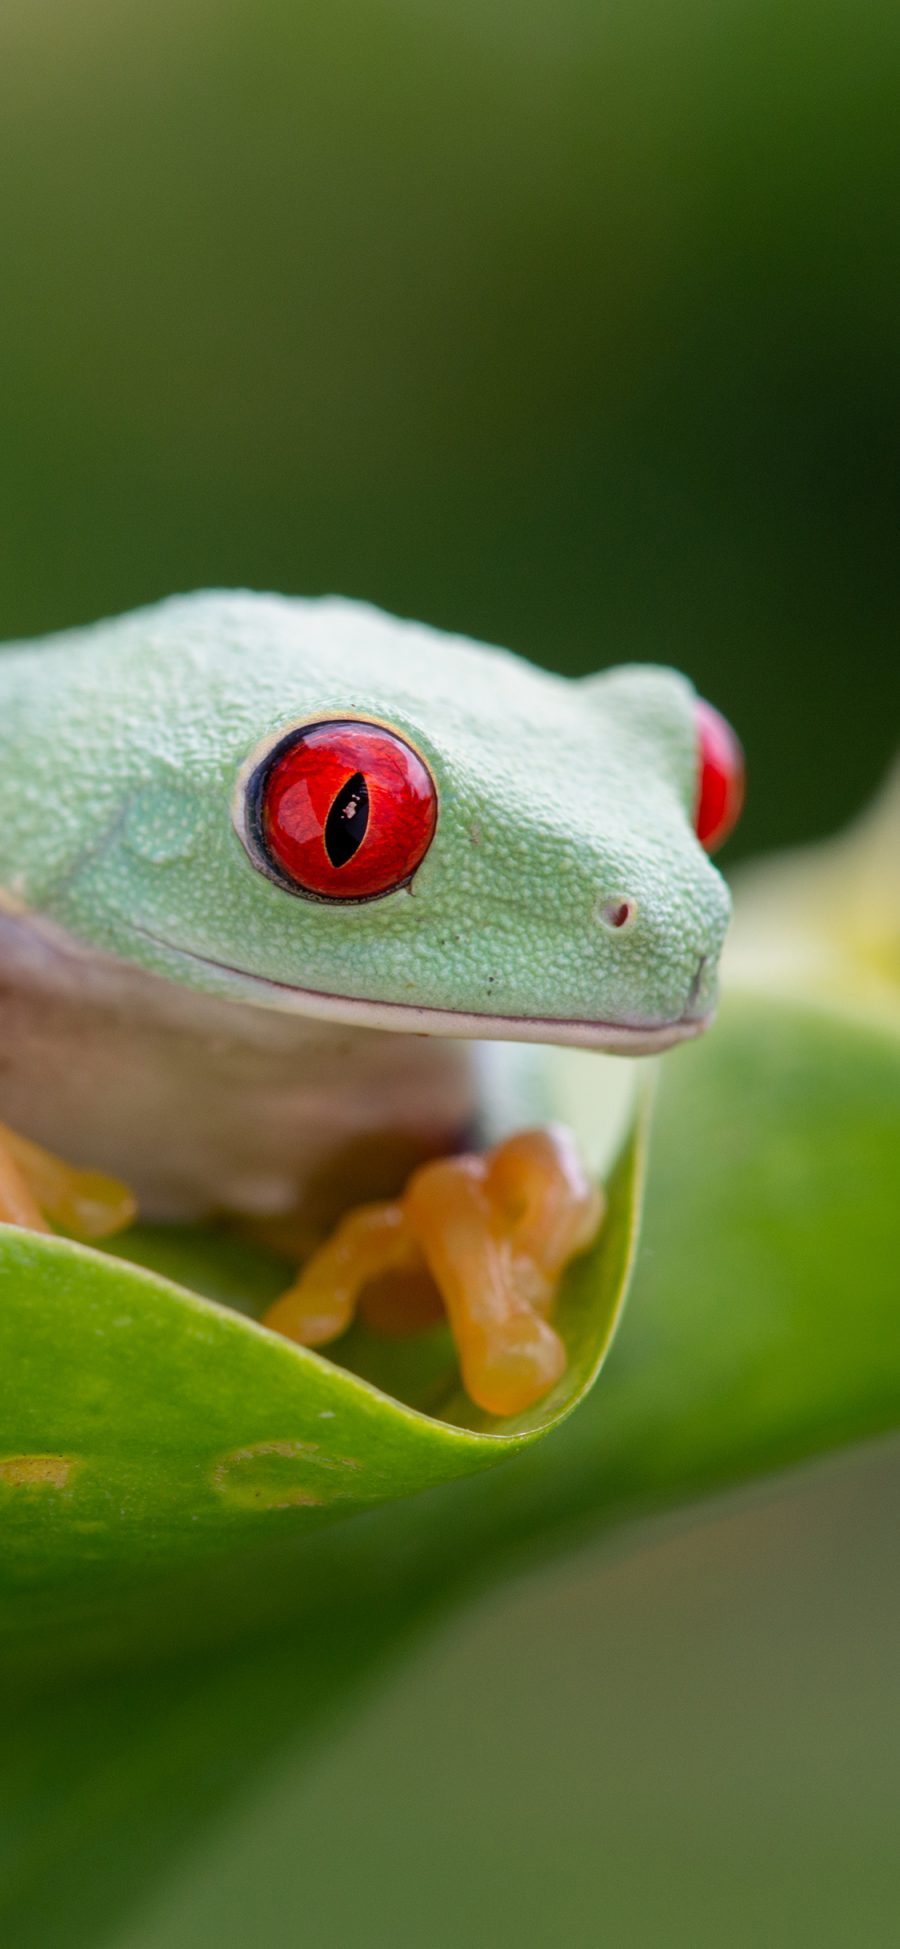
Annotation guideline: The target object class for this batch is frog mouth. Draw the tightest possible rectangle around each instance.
[130,926,714,1054]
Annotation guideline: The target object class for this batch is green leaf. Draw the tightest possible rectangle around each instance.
[3,982,899,1949]
[4,782,900,1949]
[0,1055,645,1652]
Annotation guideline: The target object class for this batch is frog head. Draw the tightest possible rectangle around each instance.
[3,592,739,1051]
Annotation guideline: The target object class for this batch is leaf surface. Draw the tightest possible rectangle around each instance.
[0,1056,644,1648]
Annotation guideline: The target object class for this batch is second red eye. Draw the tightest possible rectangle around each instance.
[250,719,438,901]
[694,698,745,854]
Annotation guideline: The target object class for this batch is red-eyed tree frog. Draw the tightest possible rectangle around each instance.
[0,593,742,1415]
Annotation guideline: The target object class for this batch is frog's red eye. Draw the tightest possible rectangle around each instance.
[246,719,438,901]
[694,698,745,853]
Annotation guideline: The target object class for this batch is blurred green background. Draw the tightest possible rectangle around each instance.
[1,0,898,859]
[113,1442,900,1949]
[1,1,898,1942]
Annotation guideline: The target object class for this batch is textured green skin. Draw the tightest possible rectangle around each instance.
[0,592,729,1034]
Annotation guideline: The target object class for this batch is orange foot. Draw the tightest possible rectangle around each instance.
[0,1122,136,1241]
[263,1125,604,1417]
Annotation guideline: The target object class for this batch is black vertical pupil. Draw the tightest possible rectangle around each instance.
[325,771,370,868]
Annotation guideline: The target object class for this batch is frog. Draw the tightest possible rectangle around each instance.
[0,591,742,1416]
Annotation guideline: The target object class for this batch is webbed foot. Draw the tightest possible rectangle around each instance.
[263,1125,604,1417]
[0,1123,136,1240]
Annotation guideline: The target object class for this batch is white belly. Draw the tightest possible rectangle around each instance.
[0,913,478,1229]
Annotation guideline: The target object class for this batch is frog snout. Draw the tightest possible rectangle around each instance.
[684,952,714,1019]
[592,872,728,1025]
[660,947,719,1027]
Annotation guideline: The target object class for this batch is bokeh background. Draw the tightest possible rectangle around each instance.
[1,1,898,1943]
[2,0,898,858]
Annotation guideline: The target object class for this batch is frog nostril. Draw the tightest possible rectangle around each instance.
[597,896,638,933]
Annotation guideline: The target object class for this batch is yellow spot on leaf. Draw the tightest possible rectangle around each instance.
[0,1454,75,1489]
[211,1438,361,1510]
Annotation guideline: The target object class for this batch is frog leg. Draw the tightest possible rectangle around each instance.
[0,1122,136,1240]
[483,1125,606,1315]
[263,1201,426,1347]
[264,1125,604,1419]
[0,1126,51,1230]
[403,1128,602,1417]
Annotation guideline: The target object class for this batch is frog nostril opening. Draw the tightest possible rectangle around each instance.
[598,896,638,933]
